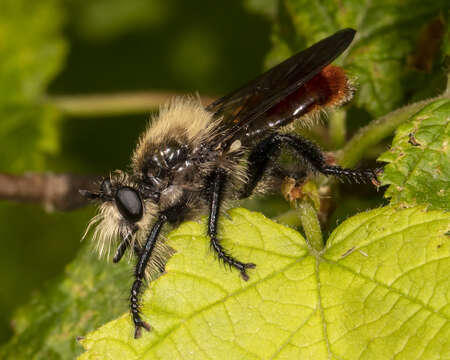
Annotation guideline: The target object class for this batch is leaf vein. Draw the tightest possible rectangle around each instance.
[142,254,310,355]
[324,260,449,320]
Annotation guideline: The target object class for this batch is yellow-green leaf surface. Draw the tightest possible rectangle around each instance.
[79,207,450,359]
[379,99,450,211]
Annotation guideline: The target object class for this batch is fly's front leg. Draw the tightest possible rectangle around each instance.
[113,231,142,263]
[113,235,130,263]
[208,169,255,281]
[130,216,166,338]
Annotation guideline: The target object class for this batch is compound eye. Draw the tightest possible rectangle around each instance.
[115,187,143,222]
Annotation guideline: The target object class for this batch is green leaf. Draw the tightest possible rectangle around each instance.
[0,243,133,359]
[379,99,450,211]
[246,0,448,116]
[79,207,449,359]
[0,0,67,172]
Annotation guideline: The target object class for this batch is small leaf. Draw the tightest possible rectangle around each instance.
[379,99,450,211]
[246,0,448,116]
[79,207,449,359]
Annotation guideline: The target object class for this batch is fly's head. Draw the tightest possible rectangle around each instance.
[81,171,157,259]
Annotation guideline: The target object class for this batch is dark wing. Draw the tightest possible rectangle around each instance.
[206,28,356,145]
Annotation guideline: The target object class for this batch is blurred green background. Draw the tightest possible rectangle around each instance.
[0,0,270,343]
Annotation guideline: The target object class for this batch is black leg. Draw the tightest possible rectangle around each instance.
[208,169,255,281]
[278,133,380,183]
[113,233,131,263]
[113,232,142,263]
[130,216,166,338]
[242,133,380,197]
[240,134,282,198]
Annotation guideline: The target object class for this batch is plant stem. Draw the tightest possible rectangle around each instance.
[338,93,449,168]
[298,200,323,251]
[42,91,216,117]
[0,172,100,211]
[274,202,323,251]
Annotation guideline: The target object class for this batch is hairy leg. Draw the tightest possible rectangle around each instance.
[240,135,282,199]
[130,216,166,338]
[208,169,255,280]
[279,133,380,182]
[113,232,142,263]
[241,133,379,198]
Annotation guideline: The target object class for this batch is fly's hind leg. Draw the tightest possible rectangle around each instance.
[278,133,381,184]
[241,133,380,199]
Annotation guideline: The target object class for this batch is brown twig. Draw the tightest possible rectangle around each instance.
[0,173,101,211]
[43,91,216,117]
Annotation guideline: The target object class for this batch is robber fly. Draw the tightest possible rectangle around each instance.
[81,28,379,338]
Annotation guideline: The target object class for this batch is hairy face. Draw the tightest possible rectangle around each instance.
[84,172,158,260]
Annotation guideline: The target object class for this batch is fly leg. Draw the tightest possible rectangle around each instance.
[278,133,381,183]
[130,216,165,338]
[241,133,380,198]
[208,169,255,281]
[113,232,143,263]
